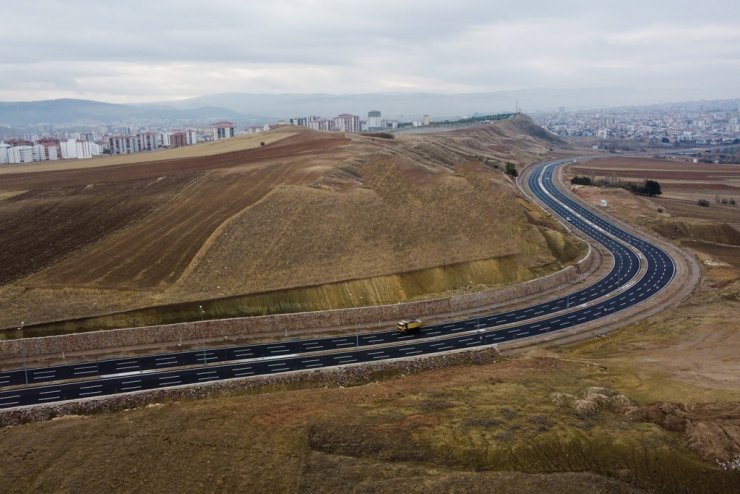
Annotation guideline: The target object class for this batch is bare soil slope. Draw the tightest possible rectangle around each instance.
[0,116,576,330]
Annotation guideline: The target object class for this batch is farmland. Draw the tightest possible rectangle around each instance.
[569,157,740,204]
[0,116,577,332]
[1,127,738,494]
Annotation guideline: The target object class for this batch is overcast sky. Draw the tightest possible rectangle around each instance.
[2,0,739,104]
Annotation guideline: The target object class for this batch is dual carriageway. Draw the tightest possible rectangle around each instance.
[0,158,677,409]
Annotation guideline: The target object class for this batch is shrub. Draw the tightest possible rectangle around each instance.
[504,162,518,177]
[643,179,662,196]
[570,176,593,186]
[697,199,710,207]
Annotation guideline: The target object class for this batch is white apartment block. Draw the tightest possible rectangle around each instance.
[8,146,34,164]
[308,119,335,132]
[186,130,198,145]
[108,135,141,155]
[367,111,382,129]
[33,144,46,161]
[334,114,361,133]
[212,121,235,140]
[107,133,160,154]
[0,143,9,164]
[60,139,77,159]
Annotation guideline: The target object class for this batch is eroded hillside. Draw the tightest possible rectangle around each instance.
[0,116,579,330]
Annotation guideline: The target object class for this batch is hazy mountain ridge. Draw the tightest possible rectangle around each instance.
[2,91,738,129]
[0,98,268,127]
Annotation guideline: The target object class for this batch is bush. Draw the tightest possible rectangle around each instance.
[697,199,710,207]
[657,207,664,213]
[570,176,593,186]
[504,162,518,177]
[643,179,662,196]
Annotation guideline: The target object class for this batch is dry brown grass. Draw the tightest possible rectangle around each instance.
[0,356,735,493]
[0,116,574,329]
[2,143,739,492]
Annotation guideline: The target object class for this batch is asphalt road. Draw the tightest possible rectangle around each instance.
[0,158,676,409]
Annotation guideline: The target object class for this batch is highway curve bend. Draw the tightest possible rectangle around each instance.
[0,158,678,410]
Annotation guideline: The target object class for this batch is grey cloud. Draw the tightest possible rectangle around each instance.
[2,1,739,104]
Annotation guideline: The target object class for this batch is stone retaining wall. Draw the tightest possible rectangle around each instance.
[0,247,596,361]
[0,348,503,428]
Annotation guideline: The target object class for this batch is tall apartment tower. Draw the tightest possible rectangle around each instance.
[334,114,361,133]
[367,110,382,129]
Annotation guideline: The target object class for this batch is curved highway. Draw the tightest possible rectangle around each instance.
[0,158,676,409]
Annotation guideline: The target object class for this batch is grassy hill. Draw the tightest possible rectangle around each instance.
[0,115,582,332]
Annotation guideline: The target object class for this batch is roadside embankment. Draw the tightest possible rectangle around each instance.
[0,246,599,363]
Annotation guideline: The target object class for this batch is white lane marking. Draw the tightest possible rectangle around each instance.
[32,370,56,376]
[79,390,102,396]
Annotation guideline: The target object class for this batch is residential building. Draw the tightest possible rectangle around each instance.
[8,146,34,164]
[60,139,78,159]
[212,121,235,140]
[184,130,196,145]
[0,143,9,164]
[334,113,361,133]
[139,132,162,151]
[170,132,187,148]
[307,119,335,132]
[108,135,141,155]
[367,111,382,129]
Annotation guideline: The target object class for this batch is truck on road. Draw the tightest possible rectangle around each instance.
[397,319,423,333]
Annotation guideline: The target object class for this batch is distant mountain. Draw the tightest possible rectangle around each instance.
[165,87,704,120]
[0,99,271,127]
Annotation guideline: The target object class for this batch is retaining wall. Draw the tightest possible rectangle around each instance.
[0,246,596,360]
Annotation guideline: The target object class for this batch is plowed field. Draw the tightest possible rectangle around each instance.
[568,157,740,202]
[0,116,578,330]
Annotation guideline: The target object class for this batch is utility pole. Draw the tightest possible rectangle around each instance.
[20,321,28,385]
[199,305,207,366]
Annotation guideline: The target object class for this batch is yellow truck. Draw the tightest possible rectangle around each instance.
[397,319,423,333]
